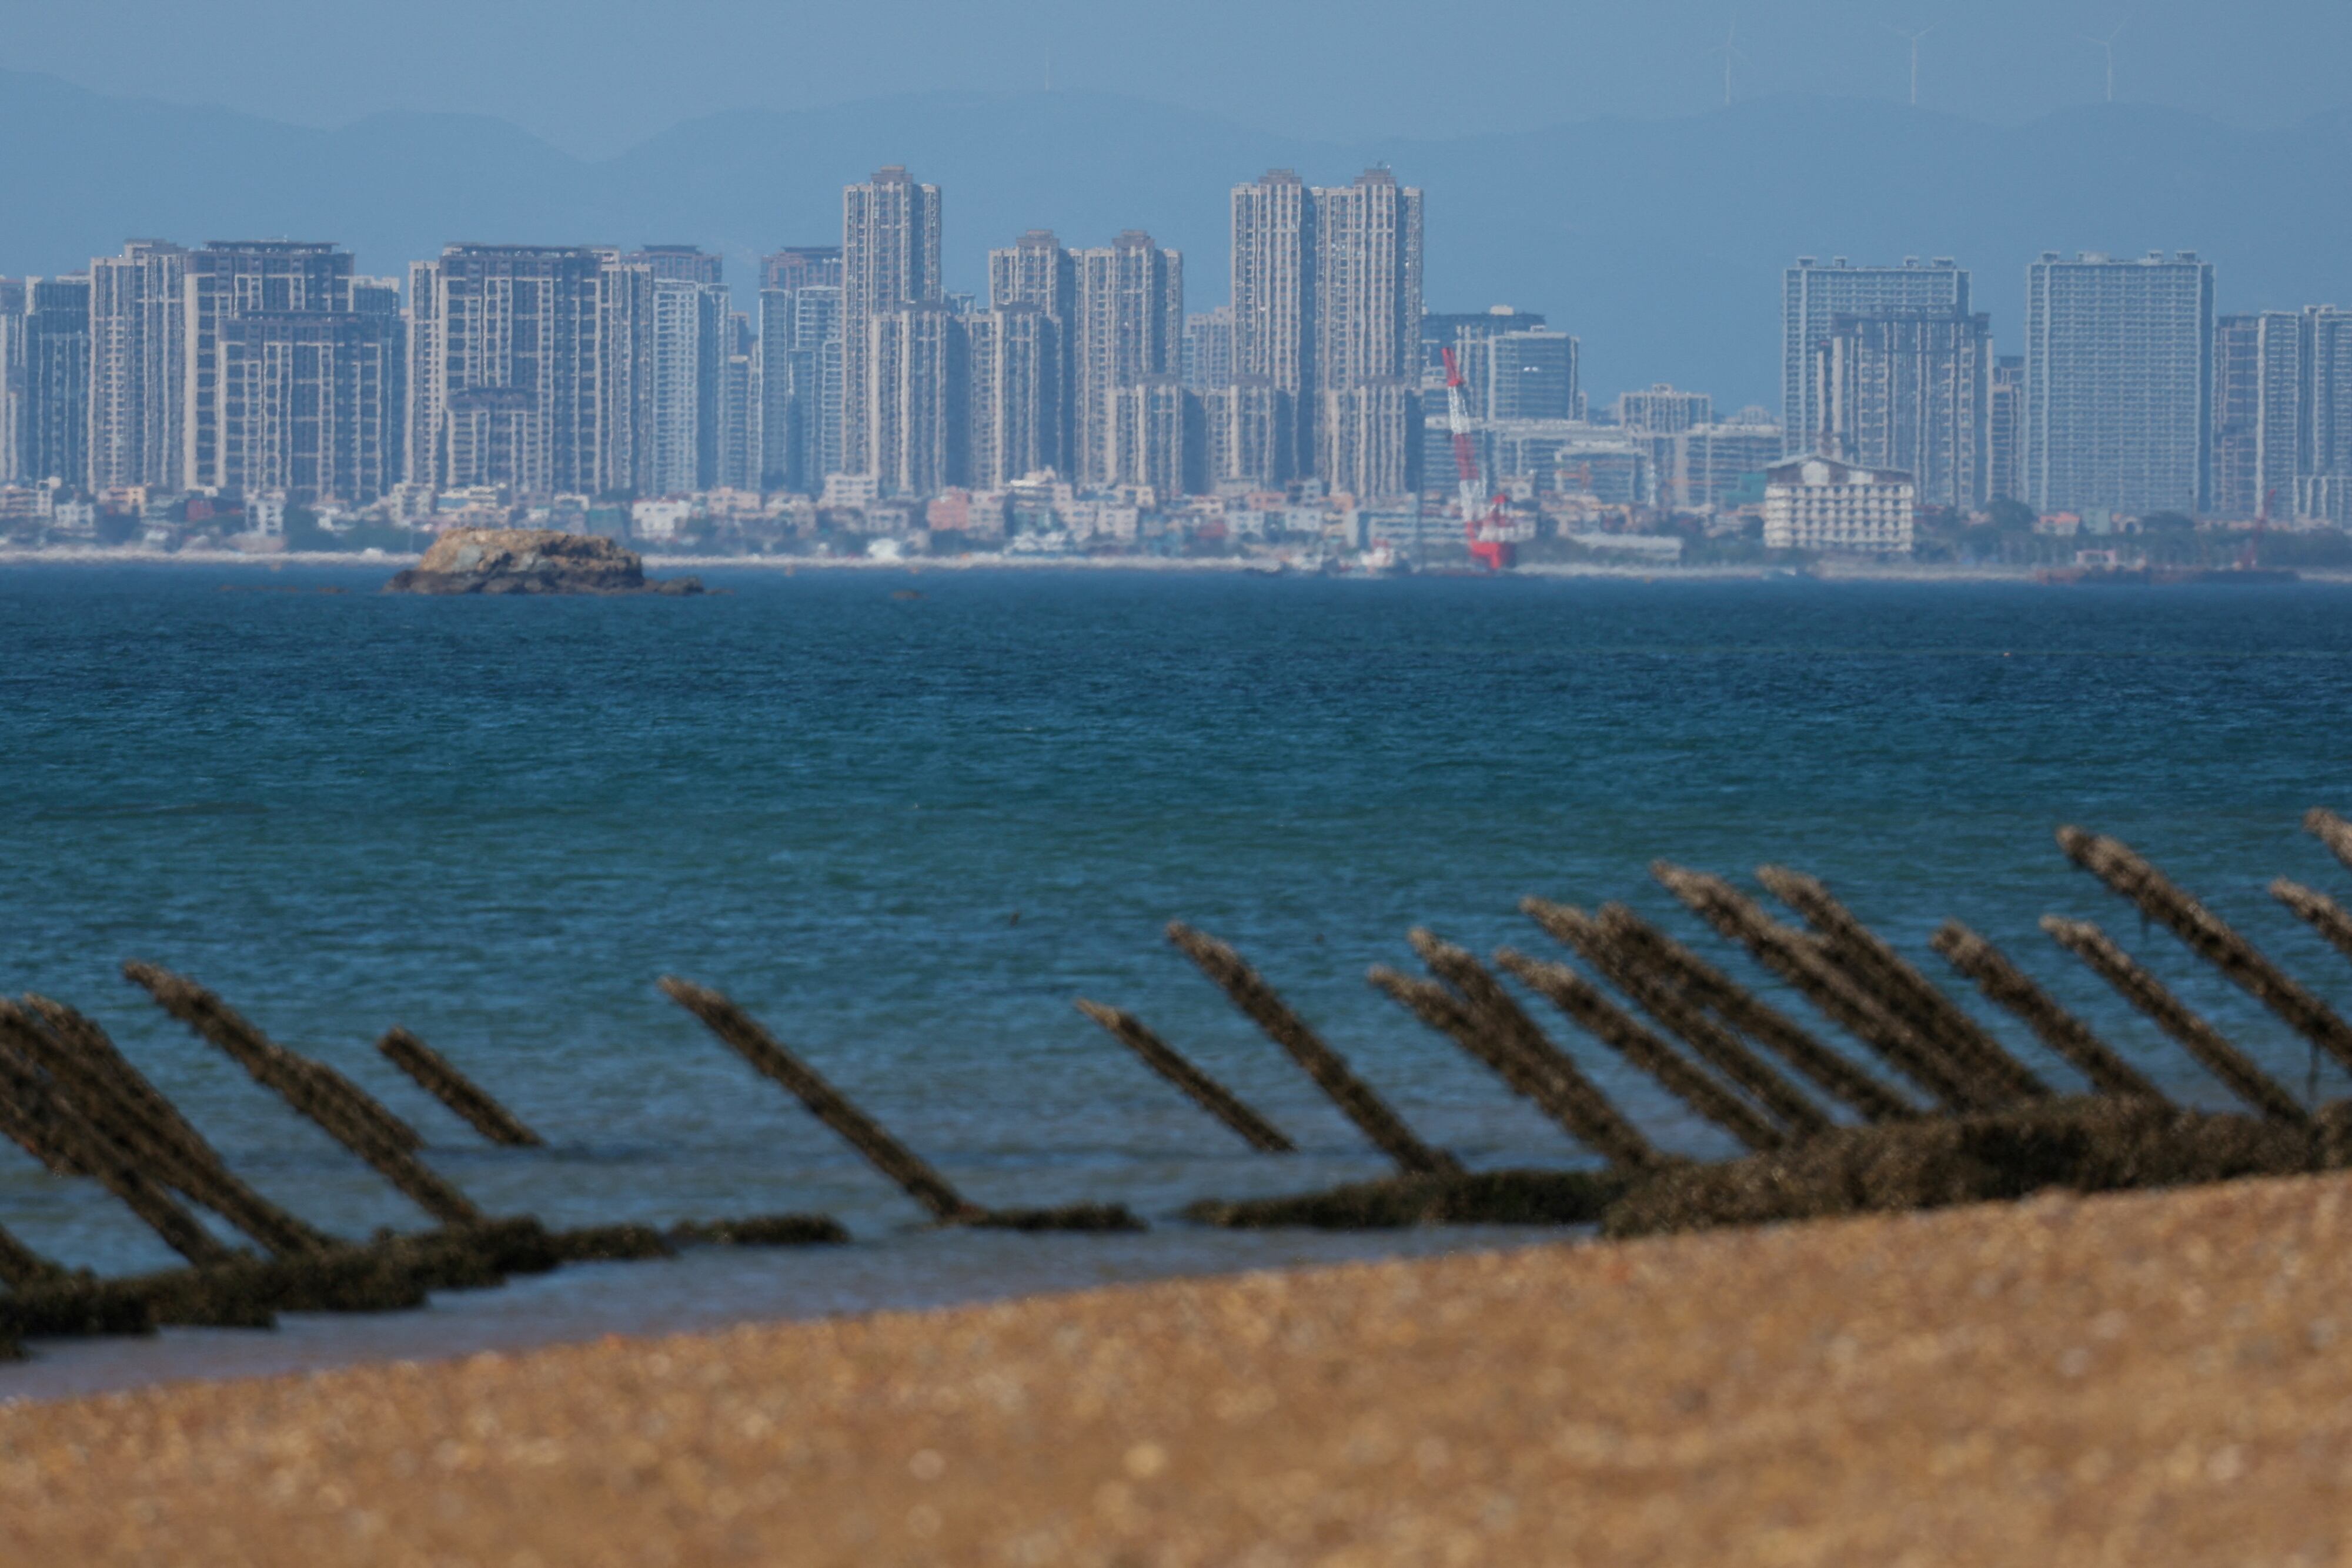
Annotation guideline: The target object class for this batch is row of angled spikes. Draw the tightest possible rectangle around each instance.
[0,963,1144,1304]
[1081,811,2352,1174]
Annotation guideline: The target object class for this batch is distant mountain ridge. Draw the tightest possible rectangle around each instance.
[1,71,2344,406]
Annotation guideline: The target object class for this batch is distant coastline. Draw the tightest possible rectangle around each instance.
[0,546,2344,586]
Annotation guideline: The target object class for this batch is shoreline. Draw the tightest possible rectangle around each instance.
[4,1169,2346,1562]
[0,546,2343,584]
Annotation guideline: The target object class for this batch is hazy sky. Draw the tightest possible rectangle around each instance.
[4,0,2346,156]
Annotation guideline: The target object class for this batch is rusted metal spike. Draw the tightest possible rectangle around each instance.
[1515,904,1830,1138]
[1404,930,1662,1168]
[2057,826,2352,1074]
[2307,808,2352,876]
[1930,922,2167,1103]
[11,999,333,1257]
[1378,935,1663,1168]
[2271,879,2352,968]
[2042,916,2306,1125]
[376,1029,544,1148]
[124,963,480,1226]
[1650,863,1984,1111]
[0,1032,236,1268]
[1486,949,1780,1155]
[1073,999,1295,1154]
[1756,867,2051,1105]
[1167,922,1460,1178]
[659,977,983,1222]
[1586,904,1918,1123]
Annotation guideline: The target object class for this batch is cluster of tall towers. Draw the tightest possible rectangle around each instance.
[1785,250,2352,523]
[0,238,767,506]
[827,163,1424,503]
[0,162,1428,510]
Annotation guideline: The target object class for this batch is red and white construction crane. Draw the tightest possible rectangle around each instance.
[1441,345,1517,571]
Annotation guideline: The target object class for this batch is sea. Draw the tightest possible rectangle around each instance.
[3,561,2350,1398]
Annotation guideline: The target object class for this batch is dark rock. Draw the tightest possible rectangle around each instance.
[384,530,704,597]
[1602,1096,2330,1240]
[1185,1168,1631,1230]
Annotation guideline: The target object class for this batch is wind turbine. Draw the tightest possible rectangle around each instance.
[1712,19,1746,107]
[1885,21,1937,107]
[2082,24,2124,103]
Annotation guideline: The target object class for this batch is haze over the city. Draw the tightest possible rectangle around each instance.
[8,0,2351,154]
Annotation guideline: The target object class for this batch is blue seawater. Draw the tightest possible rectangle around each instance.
[3,563,2350,1392]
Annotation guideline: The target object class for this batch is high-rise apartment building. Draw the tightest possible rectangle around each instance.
[1074,232,1181,486]
[1616,383,1712,435]
[646,278,726,495]
[215,287,404,504]
[1201,377,1293,490]
[2213,312,2303,521]
[183,242,356,492]
[1782,256,1969,455]
[763,247,842,294]
[760,282,840,493]
[0,279,24,483]
[716,312,760,493]
[1181,307,1234,393]
[1311,169,1421,493]
[1485,328,1578,422]
[21,276,91,487]
[965,303,1061,490]
[1322,378,1417,500]
[2022,250,2214,516]
[407,245,607,496]
[2304,307,2352,524]
[987,230,1077,472]
[89,241,187,490]
[1230,169,1314,479]
[1812,309,1992,508]
[841,167,942,480]
[864,300,961,497]
[1987,356,2024,503]
[2210,305,2352,524]
[1111,376,1187,497]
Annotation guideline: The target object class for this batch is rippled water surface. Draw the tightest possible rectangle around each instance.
[4,563,2350,1396]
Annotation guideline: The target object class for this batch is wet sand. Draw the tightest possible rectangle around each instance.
[5,1169,2348,1564]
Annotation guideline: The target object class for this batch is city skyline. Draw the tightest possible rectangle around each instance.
[0,73,2340,414]
[4,155,2349,547]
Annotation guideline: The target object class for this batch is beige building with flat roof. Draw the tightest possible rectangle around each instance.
[1762,453,1914,554]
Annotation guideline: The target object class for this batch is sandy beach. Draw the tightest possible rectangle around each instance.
[4,1168,2346,1564]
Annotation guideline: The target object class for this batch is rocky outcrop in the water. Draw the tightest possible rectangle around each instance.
[385,530,703,596]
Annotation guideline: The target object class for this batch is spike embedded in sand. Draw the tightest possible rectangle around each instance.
[1514,904,1830,1138]
[1756,867,2052,1105]
[376,1028,544,1148]
[2270,878,2352,968]
[1651,864,1986,1111]
[9,998,333,1257]
[1929,922,2166,1102]
[1073,1000,1295,1154]
[659,977,983,1222]
[2307,807,2352,875]
[1377,944,1663,1168]
[2041,916,2306,1125]
[1586,904,1918,1122]
[0,1035,236,1268]
[1167,922,1460,1177]
[2057,826,2352,1074]
[124,963,480,1225]
[1486,950,1780,1155]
